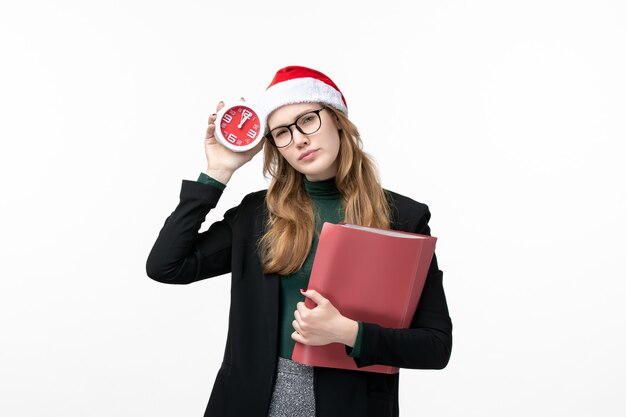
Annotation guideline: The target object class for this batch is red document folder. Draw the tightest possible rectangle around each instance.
[291,221,437,374]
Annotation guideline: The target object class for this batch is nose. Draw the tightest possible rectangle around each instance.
[291,127,310,147]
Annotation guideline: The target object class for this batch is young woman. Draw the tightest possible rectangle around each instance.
[146,66,452,417]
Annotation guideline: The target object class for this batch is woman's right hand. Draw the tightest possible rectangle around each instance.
[204,100,265,184]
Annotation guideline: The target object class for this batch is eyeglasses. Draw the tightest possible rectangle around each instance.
[265,107,326,148]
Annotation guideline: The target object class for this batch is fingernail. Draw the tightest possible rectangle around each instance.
[300,288,307,292]
[211,113,216,116]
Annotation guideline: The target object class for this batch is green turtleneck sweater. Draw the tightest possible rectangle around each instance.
[196,172,363,360]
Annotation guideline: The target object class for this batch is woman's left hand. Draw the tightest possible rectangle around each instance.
[292,289,358,346]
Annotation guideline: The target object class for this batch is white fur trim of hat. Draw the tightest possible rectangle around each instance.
[257,66,348,133]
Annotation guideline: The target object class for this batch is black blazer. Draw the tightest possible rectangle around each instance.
[146,180,452,417]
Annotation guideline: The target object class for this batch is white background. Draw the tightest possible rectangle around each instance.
[1,1,625,416]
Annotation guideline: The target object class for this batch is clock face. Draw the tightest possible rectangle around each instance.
[216,104,263,151]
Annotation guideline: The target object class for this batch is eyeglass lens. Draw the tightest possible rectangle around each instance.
[270,110,323,148]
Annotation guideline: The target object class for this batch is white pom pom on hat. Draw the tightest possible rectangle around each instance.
[257,66,348,132]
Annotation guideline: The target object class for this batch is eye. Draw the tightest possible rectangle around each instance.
[272,128,288,139]
[300,115,315,125]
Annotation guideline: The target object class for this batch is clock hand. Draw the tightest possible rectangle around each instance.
[238,109,253,129]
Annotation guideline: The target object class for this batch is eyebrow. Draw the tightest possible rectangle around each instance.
[269,107,320,130]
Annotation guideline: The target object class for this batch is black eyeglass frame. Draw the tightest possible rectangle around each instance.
[264,107,327,148]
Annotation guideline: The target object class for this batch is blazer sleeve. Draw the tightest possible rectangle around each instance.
[145,179,241,285]
[346,204,453,370]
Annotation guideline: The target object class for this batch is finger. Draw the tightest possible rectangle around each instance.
[294,309,303,324]
[216,101,225,112]
[301,289,326,306]
[292,330,304,343]
[243,138,265,157]
[239,96,245,102]
[206,124,215,138]
[253,137,266,151]
[206,111,219,141]
[292,319,302,334]
[296,301,308,315]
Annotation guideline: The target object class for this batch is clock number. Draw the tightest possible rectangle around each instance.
[227,133,237,143]
[223,113,233,123]
[247,129,257,139]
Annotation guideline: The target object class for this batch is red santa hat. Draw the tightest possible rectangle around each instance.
[258,66,348,131]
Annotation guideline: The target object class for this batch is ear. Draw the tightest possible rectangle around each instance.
[333,115,342,130]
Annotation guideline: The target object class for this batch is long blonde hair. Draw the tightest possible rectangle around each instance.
[258,106,391,275]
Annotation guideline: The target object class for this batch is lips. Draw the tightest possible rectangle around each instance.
[299,149,318,160]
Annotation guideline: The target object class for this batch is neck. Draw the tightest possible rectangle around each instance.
[302,175,340,200]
